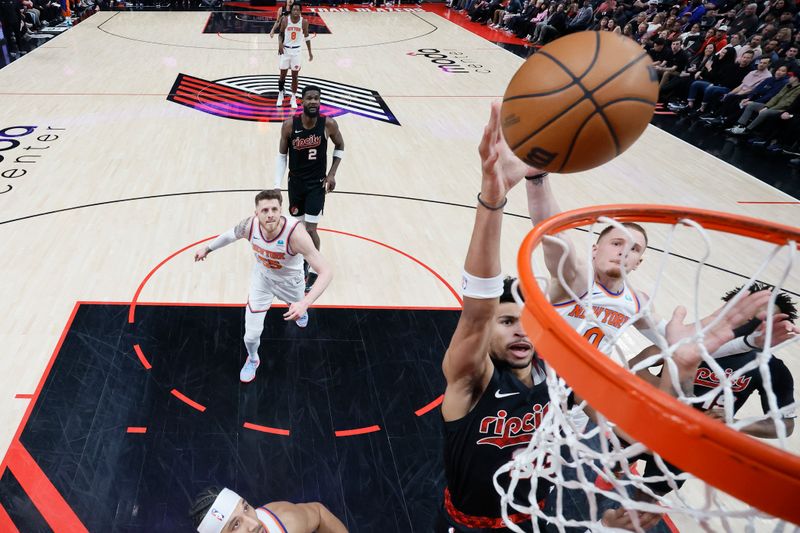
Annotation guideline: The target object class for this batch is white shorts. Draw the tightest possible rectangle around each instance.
[279,49,302,71]
[247,266,305,313]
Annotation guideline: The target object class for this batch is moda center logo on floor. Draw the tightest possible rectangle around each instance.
[0,125,66,195]
[408,49,491,74]
[167,74,400,125]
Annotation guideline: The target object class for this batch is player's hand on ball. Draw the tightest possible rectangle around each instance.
[323,175,336,193]
[284,301,308,321]
[194,247,210,262]
[479,101,540,203]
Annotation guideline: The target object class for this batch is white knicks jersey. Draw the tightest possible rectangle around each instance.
[256,506,288,533]
[283,16,304,50]
[554,281,641,355]
[249,216,304,280]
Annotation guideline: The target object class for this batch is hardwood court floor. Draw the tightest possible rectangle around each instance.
[0,6,798,530]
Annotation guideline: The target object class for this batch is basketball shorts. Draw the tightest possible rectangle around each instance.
[288,177,325,222]
[247,266,305,312]
[279,48,302,71]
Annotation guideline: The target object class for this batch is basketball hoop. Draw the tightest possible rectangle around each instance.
[502,205,800,530]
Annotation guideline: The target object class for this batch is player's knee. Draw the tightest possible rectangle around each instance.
[243,330,260,345]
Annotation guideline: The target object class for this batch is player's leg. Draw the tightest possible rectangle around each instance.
[289,57,301,108]
[241,269,274,382]
[302,183,324,292]
[277,63,289,106]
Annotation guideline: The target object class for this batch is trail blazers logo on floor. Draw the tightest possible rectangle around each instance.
[167,73,400,125]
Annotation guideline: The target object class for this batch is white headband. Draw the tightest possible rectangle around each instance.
[197,488,241,533]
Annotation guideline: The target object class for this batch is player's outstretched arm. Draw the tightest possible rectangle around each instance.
[323,118,344,193]
[274,119,292,190]
[441,102,537,422]
[304,19,312,61]
[284,224,332,321]
[524,173,588,300]
[194,217,252,261]
[657,290,773,397]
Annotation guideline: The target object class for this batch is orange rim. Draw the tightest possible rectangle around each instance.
[517,204,800,524]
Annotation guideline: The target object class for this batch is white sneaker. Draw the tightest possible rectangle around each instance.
[726,126,747,135]
[276,90,284,106]
[296,312,309,328]
[239,357,260,383]
[290,96,298,109]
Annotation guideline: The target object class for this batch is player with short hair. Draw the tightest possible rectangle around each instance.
[190,486,347,533]
[269,0,294,39]
[274,85,344,293]
[194,189,332,383]
[276,2,312,109]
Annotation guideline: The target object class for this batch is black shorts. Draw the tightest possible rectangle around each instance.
[288,177,325,219]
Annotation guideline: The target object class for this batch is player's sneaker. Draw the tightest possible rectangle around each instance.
[290,96,298,109]
[276,90,284,106]
[239,357,260,383]
[296,312,309,328]
[305,271,318,293]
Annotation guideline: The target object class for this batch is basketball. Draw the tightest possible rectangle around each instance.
[501,32,658,174]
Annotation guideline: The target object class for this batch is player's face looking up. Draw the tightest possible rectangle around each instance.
[592,227,646,279]
[488,302,534,369]
[255,199,282,232]
[221,499,265,533]
[302,91,321,118]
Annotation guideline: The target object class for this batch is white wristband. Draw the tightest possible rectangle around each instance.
[461,271,504,299]
[712,336,749,358]
[333,149,344,159]
[274,152,288,189]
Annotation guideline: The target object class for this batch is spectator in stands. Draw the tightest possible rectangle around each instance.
[654,38,691,85]
[702,65,790,127]
[738,33,764,59]
[669,45,737,112]
[775,45,800,75]
[699,53,770,117]
[661,43,716,103]
[680,22,704,54]
[730,2,759,36]
[565,0,592,32]
[679,0,706,26]
[531,0,565,43]
[727,73,800,135]
[687,48,756,115]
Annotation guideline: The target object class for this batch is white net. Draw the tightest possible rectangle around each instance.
[496,213,800,533]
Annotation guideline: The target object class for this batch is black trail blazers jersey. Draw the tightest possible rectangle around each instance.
[289,115,328,182]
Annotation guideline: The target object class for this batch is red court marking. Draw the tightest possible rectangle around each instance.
[0,302,80,476]
[0,504,19,533]
[133,344,152,370]
[126,427,147,434]
[334,425,381,437]
[653,111,676,115]
[5,441,89,532]
[170,389,207,412]
[128,235,216,323]
[243,422,291,436]
[14,394,33,399]
[130,228,462,324]
[414,394,444,417]
[737,201,800,205]
[319,228,463,305]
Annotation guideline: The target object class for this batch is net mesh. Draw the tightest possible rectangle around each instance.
[496,213,800,533]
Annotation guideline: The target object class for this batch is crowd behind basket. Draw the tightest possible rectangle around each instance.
[451,0,800,164]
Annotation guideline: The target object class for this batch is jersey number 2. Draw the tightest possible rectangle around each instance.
[308,148,317,160]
